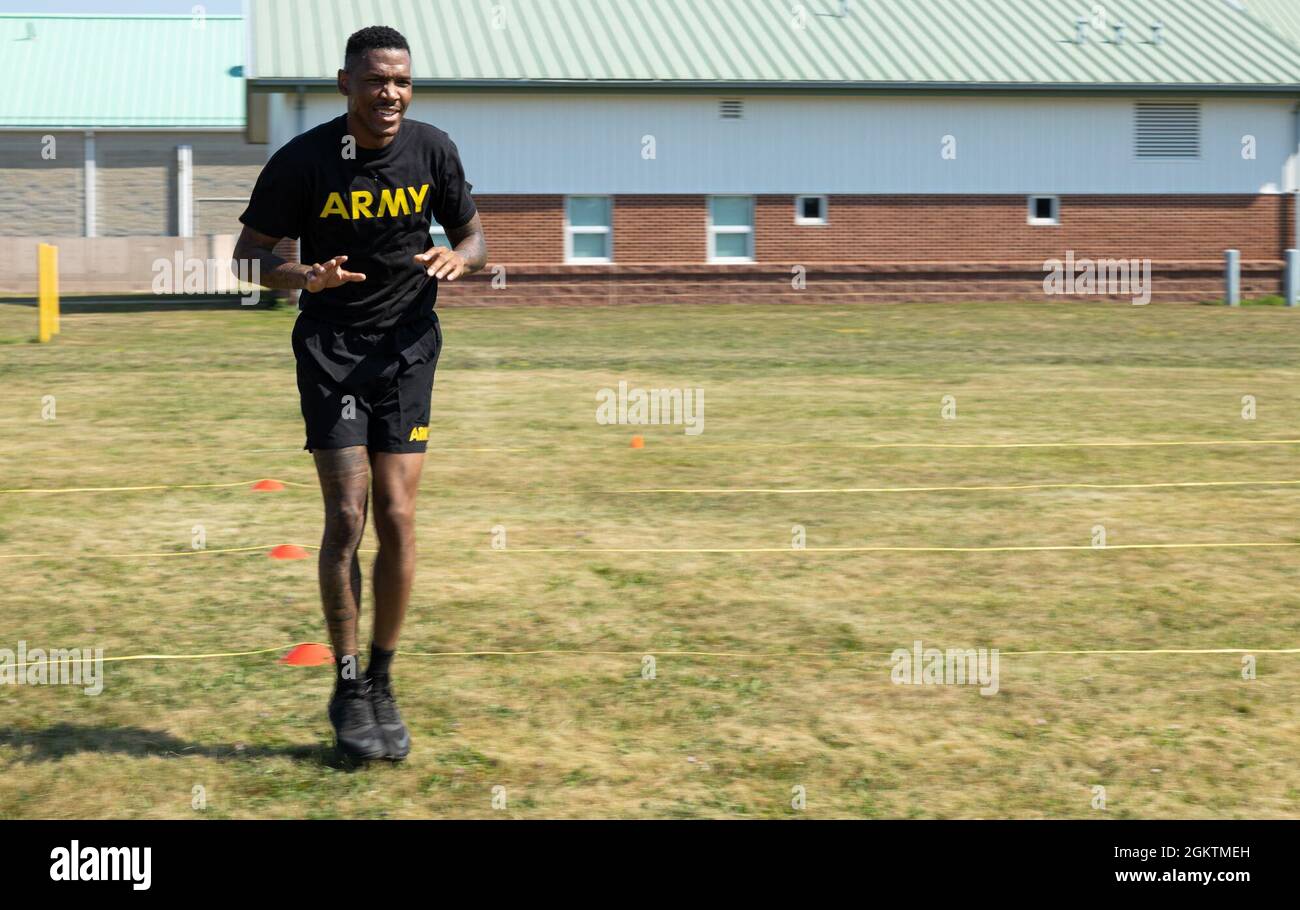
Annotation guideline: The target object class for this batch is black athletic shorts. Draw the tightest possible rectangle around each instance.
[291,309,443,453]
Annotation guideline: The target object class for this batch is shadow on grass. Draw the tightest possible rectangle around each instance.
[0,723,364,770]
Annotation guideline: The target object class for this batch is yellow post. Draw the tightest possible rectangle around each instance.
[49,244,59,335]
[37,243,59,342]
[37,244,51,343]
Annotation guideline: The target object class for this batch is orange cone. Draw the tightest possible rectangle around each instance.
[251,479,285,492]
[630,435,645,449]
[269,544,309,560]
[281,643,334,666]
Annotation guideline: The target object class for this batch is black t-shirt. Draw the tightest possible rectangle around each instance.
[240,113,477,330]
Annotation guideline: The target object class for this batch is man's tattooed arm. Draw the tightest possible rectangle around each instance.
[232,225,367,293]
[445,213,488,275]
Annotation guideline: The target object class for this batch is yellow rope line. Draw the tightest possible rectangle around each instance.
[4,439,1299,495]
[9,478,1300,498]
[4,645,295,671]
[7,642,1298,671]
[615,479,1300,495]
[0,479,311,495]
[0,544,288,561]
[667,439,1300,451]
[3,540,1297,561]
[2,540,1297,560]
[0,544,378,561]
[997,647,1300,656]
[504,542,1300,554]
[7,477,1300,498]
[401,646,1300,658]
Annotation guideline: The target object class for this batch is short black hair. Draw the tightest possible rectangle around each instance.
[344,26,410,71]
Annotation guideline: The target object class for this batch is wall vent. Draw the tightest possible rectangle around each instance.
[1135,101,1201,158]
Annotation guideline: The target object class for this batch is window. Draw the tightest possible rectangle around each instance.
[565,196,612,262]
[1027,195,1059,226]
[708,196,754,262]
[795,195,828,225]
[1135,102,1201,159]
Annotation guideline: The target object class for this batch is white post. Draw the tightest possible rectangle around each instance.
[1293,103,1300,256]
[1286,249,1298,307]
[83,130,96,238]
[1225,249,1240,307]
[177,144,193,238]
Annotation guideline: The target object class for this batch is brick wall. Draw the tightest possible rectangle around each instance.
[469,195,564,263]
[2,187,1288,302]
[0,132,85,235]
[0,131,264,238]
[612,195,708,264]
[96,132,263,236]
[187,134,267,236]
[436,193,1293,305]
[467,194,1292,266]
[755,195,1291,263]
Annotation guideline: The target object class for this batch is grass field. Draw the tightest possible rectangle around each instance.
[2,298,1299,819]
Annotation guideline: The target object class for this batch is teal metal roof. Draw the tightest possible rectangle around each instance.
[0,14,245,129]
[248,0,1300,91]
[1245,0,1300,48]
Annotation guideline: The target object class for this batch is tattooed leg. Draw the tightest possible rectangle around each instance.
[369,451,425,651]
[314,446,371,659]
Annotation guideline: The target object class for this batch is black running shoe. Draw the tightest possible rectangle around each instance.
[328,682,387,763]
[367,675,411,761]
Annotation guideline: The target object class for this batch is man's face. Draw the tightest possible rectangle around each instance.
[339,48,413,141]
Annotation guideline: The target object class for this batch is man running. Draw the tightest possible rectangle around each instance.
[233,25,487,762]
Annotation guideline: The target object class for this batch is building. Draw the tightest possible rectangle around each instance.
[243,0,1300,304]
[0,12,260,293]
[1245,0,1300,45]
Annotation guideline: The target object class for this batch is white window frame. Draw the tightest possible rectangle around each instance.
[565,195,613,263]
[795,195,828,226]
[1027,195,1060,226]
[708,195,754,263]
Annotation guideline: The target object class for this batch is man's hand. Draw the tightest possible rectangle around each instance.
[305,255,367,293]
[414,246,469,281]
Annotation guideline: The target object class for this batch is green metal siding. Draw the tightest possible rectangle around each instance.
[0,14,245,129]
[1245,0,1300,48]
[249,0,1300,89]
